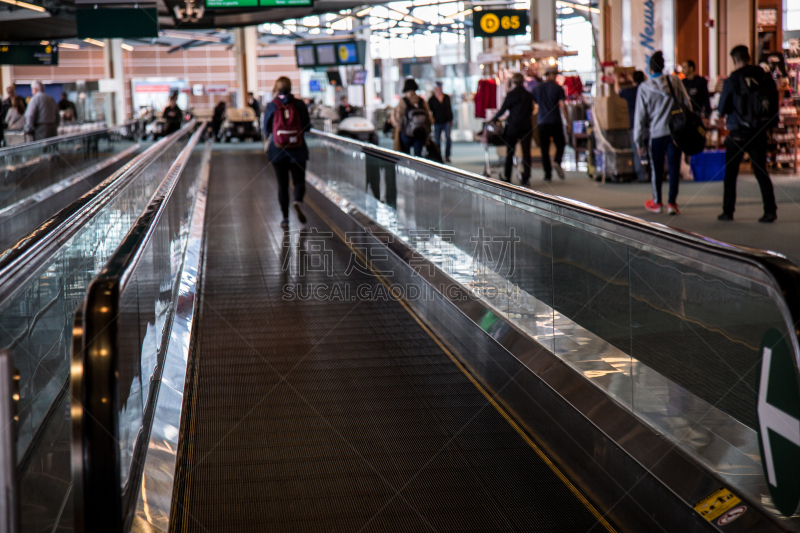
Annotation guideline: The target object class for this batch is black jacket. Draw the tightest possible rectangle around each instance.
[427,94,453,123]
[718,64,778,134]
[491,85,533,133]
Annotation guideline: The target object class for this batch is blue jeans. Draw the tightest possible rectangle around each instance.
[400,133,425,156]
[650,135,681,205]
[433,122,451,159]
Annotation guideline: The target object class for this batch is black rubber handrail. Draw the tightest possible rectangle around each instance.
[0,120,196,305]
[0,120,137,157]
[72,121,208,533]
[308,129,800,369]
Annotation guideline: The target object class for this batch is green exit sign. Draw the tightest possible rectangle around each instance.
[0,45,58,66]
[205,0,311,8]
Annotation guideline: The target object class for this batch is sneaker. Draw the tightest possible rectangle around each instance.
[717,212,734,221]
[667,203,680,215]
[645,200,663,213]
[758,212,777,223]
[293,201,307,224]
[280,218,289,228]
[554,163,566,180]
[445,157,452,163]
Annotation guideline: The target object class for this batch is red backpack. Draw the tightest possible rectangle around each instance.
[272,97,303,149]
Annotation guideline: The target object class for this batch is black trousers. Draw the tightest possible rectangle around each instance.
[272,159,306,218]
[503,128,531,181]
[723,134,777,215]
[538,123,565,180]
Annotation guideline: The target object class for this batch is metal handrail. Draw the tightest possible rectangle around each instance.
[0,120,196,305]
[71,121,208,533]
[308,128,800,378]
[0,120,137,157]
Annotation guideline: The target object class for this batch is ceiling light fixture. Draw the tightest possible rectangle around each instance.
[356,6,372,16]
[0,0,46,12]
[58,43,81,49]
[83,38,105,47]
[449,8,472,17]
[161,31,222,42]
[121,43,134,51]
[555,1,599,14]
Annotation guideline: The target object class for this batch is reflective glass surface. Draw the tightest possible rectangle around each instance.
[115,142,203,501]
[0,128,137,212]
[306,133,797,508]
[0,131,189,533]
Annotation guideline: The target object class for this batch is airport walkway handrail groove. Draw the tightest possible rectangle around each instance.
[71,121,208,533]
[0,120,137,158]
[0,120,196,304]
[309,129,800,370]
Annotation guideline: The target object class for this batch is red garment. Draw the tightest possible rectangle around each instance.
[475,78,497,119]
[563,76,583,97]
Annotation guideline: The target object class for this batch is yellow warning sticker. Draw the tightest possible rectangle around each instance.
[694,488,742,522]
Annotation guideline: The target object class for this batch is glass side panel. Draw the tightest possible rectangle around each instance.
[306,134,796,510]
[115,144,202,500]
[0,133,189,533]
[0,129,136,211]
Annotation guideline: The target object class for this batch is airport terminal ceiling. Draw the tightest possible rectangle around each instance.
[0,0,377,41]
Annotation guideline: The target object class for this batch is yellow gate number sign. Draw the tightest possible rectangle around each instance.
[474,9,527,38]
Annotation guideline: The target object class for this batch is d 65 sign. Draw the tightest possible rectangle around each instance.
[473,9,528,38]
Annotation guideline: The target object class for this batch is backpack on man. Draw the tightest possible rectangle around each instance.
[665,76,707,155]
[272,97,304,149]
[402,97,431,140]
[733,70,778,133]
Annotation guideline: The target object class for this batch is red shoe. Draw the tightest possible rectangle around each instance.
[645,200,663,213]
[667,203,680,215]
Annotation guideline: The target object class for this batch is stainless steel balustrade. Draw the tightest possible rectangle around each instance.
[71,124,209,533]
[305,130,800,526]
[0,121,195,533]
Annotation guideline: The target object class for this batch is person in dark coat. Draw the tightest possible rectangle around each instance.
[337,96,354,121]
[531,66,567,182]
[262,77,311,228]
[716,45,779,223]
[680,60,711,118]
[619,70,648,181]
[491,73,534,184]
[247,92,261,119]
[211,101,226,141]
[428,82,454,163]
[162,93,183,134]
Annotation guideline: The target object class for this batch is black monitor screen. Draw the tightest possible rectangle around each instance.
[316,44,336,65]
[351,70,367,85]
[295,45,315,67]
[326,71,343,86]
[336,42,359,64]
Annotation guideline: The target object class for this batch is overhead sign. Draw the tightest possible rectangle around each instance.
[473,9,527,38]
[756,328,800,517]
[206,0,311,8]
[0,45,58,66]
[77,8,158,38]
[293,41,366,69]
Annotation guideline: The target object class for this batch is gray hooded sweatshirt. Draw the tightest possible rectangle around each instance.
[633,74,691,148]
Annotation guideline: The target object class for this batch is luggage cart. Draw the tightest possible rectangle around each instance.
[588,100,636,183]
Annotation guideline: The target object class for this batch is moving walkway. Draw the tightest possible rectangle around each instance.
[2,122,800,532]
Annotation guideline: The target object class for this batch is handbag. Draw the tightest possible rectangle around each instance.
[665,76,706,155]
[484,120,506,147]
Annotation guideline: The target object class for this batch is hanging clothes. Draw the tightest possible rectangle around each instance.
[563,76,584,97]
[474,78,497,119]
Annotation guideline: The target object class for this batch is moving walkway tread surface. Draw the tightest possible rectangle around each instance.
[172,150,608,532]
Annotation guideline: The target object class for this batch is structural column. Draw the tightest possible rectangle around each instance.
[532,0,556,42]
[103,38,126,124]
[234,26,259,108]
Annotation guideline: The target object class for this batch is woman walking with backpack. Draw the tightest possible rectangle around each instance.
[391,78,433,156]
[262,76,311,228]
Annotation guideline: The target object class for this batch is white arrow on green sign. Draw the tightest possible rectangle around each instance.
[757,328,800,516]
